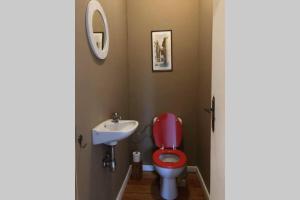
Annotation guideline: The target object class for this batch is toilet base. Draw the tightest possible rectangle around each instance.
[160,177,178,200]
[154,165,185,200]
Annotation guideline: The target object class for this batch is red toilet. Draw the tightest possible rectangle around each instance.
[152,113,187,200]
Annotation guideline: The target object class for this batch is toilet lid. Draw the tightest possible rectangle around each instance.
[152,113,182,148]
[153,149,187,169]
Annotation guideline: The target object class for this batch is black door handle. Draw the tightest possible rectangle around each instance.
[204,96,215,132]
[204,108,213,113]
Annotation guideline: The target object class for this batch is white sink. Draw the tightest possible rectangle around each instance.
[92,119,139,146]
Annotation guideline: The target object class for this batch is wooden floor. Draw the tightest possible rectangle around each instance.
[123,172,205,200]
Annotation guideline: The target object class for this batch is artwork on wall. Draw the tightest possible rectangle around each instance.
[93,32,104,49]
[151,30,173,72]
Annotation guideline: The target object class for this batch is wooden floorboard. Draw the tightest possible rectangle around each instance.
[123,172,205,200]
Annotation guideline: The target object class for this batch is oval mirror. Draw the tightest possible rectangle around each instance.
[86,0,109,59]
[93,11,105,50]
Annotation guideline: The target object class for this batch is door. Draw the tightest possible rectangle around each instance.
[210,0,225,199]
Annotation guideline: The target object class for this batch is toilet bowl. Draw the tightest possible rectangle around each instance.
[152,113,187,200]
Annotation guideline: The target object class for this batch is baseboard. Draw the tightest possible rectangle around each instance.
[187,166,210,200]
[116,164,209,200]
[142,164,155,171]
[116,165,132,200]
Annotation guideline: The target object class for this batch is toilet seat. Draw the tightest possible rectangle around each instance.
[153,149,187,169]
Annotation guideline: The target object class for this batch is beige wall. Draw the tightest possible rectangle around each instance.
[75,0,129,199]
[76,0,213,198]
[127,0,202,164]
[127,0,212,191]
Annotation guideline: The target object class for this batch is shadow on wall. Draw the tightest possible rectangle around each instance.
[129,82,156,163]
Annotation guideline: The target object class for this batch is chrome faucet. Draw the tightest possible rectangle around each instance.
[111,112,121,123]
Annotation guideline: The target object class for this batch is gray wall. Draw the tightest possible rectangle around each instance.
[75,0,129,199]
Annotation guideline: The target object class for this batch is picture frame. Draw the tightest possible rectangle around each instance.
[151,30,173,72]
[93,32,104,50]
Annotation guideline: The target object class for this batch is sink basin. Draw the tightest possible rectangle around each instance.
[92,119,139,146]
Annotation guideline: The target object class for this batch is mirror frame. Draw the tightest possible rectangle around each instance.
[86,0,109,59]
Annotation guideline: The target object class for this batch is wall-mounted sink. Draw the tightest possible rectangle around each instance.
[92,119,139,146]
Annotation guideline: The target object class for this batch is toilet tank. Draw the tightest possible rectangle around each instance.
[152,113,183,148]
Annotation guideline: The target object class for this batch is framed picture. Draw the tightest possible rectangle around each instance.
[151,30,173,72]
[93,32,104,49]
